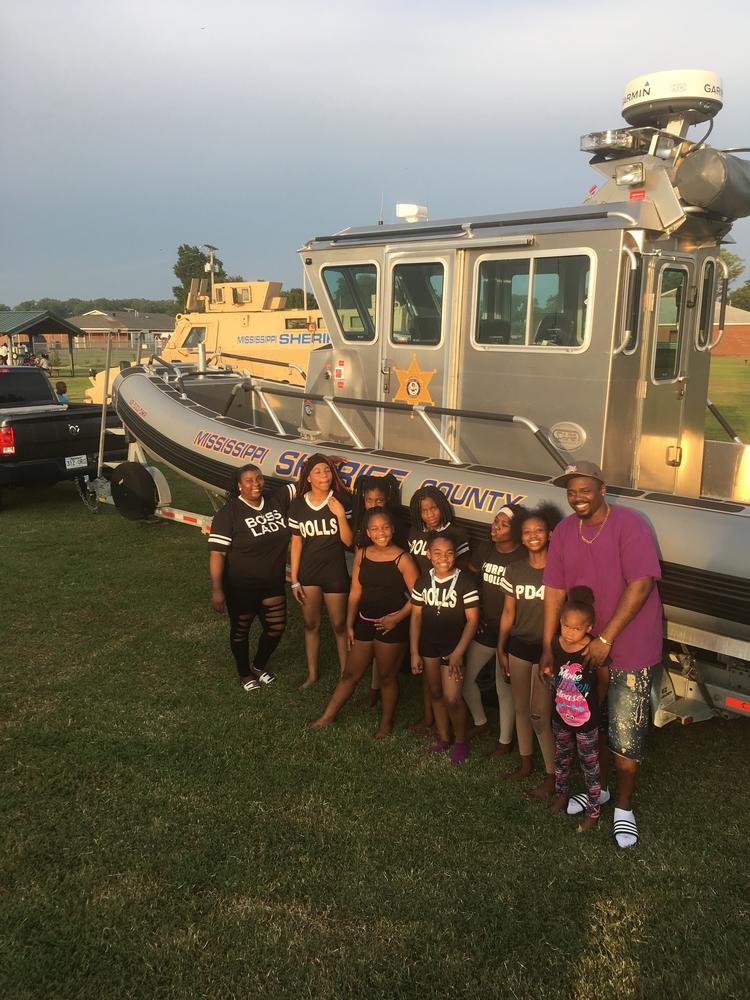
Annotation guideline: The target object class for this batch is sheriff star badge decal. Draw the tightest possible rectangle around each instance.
[393,353,436,406]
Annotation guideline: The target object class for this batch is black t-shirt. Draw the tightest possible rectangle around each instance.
[552,636,607,733]
[407,522,471,575]
[288,491,353,584]
[502,559,545,646]
[411,568,479,650]
[208,484,294,588]
[474,541,526,648]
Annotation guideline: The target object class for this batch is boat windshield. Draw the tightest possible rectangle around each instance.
[322,264,377,342]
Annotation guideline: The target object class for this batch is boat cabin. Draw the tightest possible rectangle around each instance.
[292,71,750,503]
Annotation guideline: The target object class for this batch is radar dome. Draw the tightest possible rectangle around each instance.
[621,70,722,128]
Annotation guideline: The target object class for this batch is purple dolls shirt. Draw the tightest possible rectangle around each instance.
[544,505,663,671]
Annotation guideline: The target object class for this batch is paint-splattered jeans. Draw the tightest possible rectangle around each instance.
[608,666,653,763]
[552,719,601,818]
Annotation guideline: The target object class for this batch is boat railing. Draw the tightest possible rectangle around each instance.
[230,379,569,470]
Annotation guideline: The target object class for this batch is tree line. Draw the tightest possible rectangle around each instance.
[1,245,745,316]
[0,244,316,316]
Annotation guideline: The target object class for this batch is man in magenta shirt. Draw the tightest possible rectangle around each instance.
[541,461,663,849]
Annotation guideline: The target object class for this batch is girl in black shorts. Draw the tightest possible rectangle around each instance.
[497,504,562,795]
[288,453,353,689]
[410,534,480,764]
[407,485,471,732]
[351,474,406,706]
[311,508,418,738]
[208,464,293,692]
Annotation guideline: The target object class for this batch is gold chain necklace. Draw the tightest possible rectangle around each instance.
[578,503,610,545]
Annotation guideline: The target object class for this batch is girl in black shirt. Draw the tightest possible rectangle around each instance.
[497,505,561,794]
[208,464,293,691]
[410,534,480,765]
[311,508,418,738]
[406,485,471,733]
[351,474,407,707]
[464,503,527,755]
[288,454,353,689]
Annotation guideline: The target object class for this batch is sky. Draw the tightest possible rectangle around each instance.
[2,0,750,304]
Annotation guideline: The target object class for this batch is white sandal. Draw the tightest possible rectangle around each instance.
[253,670,276,686]
[242,678,261,692]
[613,808,640,848]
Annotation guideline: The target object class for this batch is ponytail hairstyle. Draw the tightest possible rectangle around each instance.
[517,502,564,537]
[352,474,402,547]
[232,463,262,496]
[563,585,596,626]
[295,452,351,501]
[409,485,454,531]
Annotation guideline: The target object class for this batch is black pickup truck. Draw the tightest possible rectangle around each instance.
[0,366,126,501]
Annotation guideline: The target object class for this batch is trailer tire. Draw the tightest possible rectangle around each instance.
[110,462,158,521]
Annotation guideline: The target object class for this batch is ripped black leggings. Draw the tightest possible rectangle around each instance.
[226,585,287,679]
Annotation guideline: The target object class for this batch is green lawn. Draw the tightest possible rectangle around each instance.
[1,477,749,999]
[706,357,750,441]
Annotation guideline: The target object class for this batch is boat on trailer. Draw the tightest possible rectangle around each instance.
[106,69,750,728]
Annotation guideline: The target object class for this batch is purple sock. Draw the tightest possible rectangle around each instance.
[451,741,469,765]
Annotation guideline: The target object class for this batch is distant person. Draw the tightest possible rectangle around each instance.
[288,453,354,689]
[0,343,9,364]
[406,485,470,734]
[464,504,527,755]
[311,507,418,738]
[55,381,70,403]
[208,464,293,692]
[547,586,609,834]
[541,461,663,849]
[410,534,480,765]
[497,505,562,796]
[38,353,50,373]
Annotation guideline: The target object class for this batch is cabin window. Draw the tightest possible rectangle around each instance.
[215,288,224,303]
[233,287,250,304]
[390,263,444,346]
[317,317,327,330]
[322,264,377,342]
[183,326,206,348]
[285,318,309,330]
[474,254,590,348]
[622,259,643,355]
[696,259,716,349]
[653,267,687,382]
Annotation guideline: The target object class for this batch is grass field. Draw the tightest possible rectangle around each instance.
[2,474,749,999]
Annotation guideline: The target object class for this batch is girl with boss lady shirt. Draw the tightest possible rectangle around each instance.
[407,486,471,734]
[208,464,294,691]
[311,508,419,738]
[464,504,527,754]
[497,505,562,796]
[410,534,480,765]
[288,454,353,689]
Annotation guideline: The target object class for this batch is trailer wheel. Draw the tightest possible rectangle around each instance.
[110,462,158,520]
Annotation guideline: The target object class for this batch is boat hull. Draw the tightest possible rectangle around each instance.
[113,366,750,657]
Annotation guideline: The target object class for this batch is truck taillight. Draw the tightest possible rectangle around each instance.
[0,425,15,455]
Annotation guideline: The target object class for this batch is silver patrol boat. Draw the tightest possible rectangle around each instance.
[107,69,750,727]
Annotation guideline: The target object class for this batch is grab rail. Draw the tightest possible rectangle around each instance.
[707,258,729,352]
[232,380,569,469]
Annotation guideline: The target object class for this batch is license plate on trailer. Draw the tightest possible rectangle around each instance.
[65,454,88,470]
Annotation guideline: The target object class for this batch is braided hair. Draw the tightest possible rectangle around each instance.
[408,485,454,531]
[352,474,402,547]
